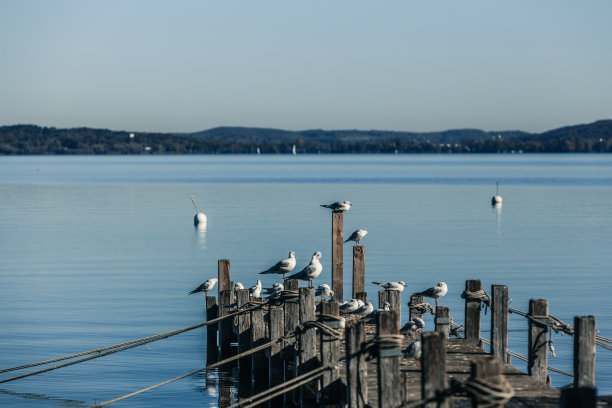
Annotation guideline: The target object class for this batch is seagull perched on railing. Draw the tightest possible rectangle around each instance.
[344,229,368,246]
[400,317,426,335]
[320,201,352,212]
[188,278,218,296]
[259,251,296,280]
[315,284,334,300]
[413,282,448,308]
[372,281,407,292]
[286,251,322,288]
[249,280,263,298]
[403,340,422,366]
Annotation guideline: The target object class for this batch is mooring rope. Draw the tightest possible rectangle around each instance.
[408,301,436,316]
[463,374,515,407]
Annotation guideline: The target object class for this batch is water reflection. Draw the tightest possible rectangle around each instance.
[194,224,207,249]
[0,388,86,408]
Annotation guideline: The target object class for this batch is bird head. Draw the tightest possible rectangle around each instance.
[399,281,407,287]
[344,201,352,207]
[329,290,334,297]
[438,282,446,287]
[210,278,218,283]
[289,250,296,258]
[382,302,391,311]
[313,251,322,259]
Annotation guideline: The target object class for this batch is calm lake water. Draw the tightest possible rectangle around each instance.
[1,154,611,407]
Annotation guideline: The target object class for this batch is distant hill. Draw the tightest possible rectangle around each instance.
[0,120,610,154]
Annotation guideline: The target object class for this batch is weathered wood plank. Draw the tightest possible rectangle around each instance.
[435,306,450,338]
[528,299,548,383]
[332,211,344,301]
[409,295,424,321]
[299,287,317,406]
[251,300,268,396]
[320,301,341,407]
[206,295,218,364]
[491,285,509,362]
[352,245,365,299]
[346,320,367,408]
[421,331,449,408]
[268,305,284,407]
[464,280,481,346]
[283,280,300,407]
[377,310,401,408]
[218,259,231,293]
[574,315,596,389]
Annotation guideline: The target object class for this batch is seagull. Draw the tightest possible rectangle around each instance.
[344,229,368,246]
[353,301,374,315]
[188,278,218,296]
[263,282,284,296]
[372,281,407,292]
[403,340,422,366]
[233,282,244,297]
[400,317,426,335]
[315,284,333,300]
[320,201,352,212]
[286,251,322,288]
[413,282,448,308]
[361,302,391,323]
[259,251,296,280]
[339,299,360,314]
[249,279,263,298]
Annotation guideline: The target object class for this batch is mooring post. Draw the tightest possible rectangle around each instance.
[332,211,344,302]
[528,299,549,383]
[268,304,284,407]
[491,285,509,363]
[470,357,505,408]
[421,331,449,408]
[320,301,341,407]
[435,306,450,338]
[355,292,368,304]
[464,280,482,346]
[251,298,268,395]
[376,310,401,408]
[219,290,235,358]
[284,280,300,407]
[299,287,317,406]
[352,246,365,299]
[236,289,252,377]
[574,315,596,389]
[346,320,367,408]
[409,295,424,321]
[379,290,401,328]
[206,296,218,363]
[561,388,596,408]
[218,259,231,294]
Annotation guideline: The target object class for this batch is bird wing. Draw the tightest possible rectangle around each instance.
[414,287,436,297]
[188,283,205,294]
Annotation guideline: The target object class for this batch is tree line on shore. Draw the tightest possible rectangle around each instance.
[0,120,610,155]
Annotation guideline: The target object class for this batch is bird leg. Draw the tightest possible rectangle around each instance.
[435,298,438,309]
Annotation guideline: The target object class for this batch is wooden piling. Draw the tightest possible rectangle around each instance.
[376,310,401,408]
[218,259,231,293]
[219,290,235,358]
[206,296,218,363]
[284,280,300,407]
[355,292,368,304]
[346,320,367,408]
[574,315,596,389]
[435,306,450,338]
[352,246,365,299]
[268,305,284,407]
[421,331,449,408]
[298,287,317,406]
[251,299,268,395]
[528,299,548,383]
[236,289,252,376]
[332,211,344,302]
[379,290,401,328]
[320,301,341,407]
[470,357,504,408]
[409,295,424,321]
[491,285,509,362]
[561,387,596,408]
[464,280,482,346]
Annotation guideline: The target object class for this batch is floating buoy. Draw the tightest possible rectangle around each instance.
[191,195,207,227]
[491,182,502,205]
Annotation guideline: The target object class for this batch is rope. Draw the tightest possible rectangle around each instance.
[229,364,332,408]
[408,302,436,316]
[373,334,404,349]
[463,375,514,407]
[461,289,491,314]
[87,339,279,408]
[295,319,342,339]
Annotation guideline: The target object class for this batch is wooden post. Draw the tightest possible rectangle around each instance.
[528,299,548,383]
[409,295,424,321]
[332,211,344,302]
[470,357,504,408]
[268,305,284,407]
[435,306,450,338]
[320,301,341,407]
[346,320,367,408]
[219,290,235,358]
[352,246,365,299]
[355,292,368,304]
[421,331,449,408]
[379,290,401,328]
[299,287,317,406]
[206,296,218,363]
[284,280,300,407]
[377,310,401,408]
[251,300,268,395]
[491,285,509,362]
[218,259,231,294]
[574,315,596,389]
[464,280,482,346]
[236,289,252,376]
[561,388,596,408]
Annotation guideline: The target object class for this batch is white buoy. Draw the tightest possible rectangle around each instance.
[191,195,207,227]
[491,182,503,205]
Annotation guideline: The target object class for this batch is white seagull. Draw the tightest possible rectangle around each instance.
[400,317,426,335]
[320,201,352,212]
[413,282,448,308]
[286,251,322,288]
[361,302,391,323]
[259,251,296,280]
[315,284,334,300]
[403,340,422,365]
[188,278,217,296]
[339,299,360,314]
[263,282,284,296]
[353,301,374,315]
[249,279,263,298]
[344,229,368,246]
[372,281,407,292]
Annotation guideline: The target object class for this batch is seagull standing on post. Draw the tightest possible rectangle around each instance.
[259,251,296,280]
[249,280,263,298]
[344,229,368,246]
[372,281,407,292]
[286,251,323,288]
[413,282,448,308]
[320,201,352,212]
[188,278,218,297]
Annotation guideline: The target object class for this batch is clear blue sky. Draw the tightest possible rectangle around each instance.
[1,0,611,133]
